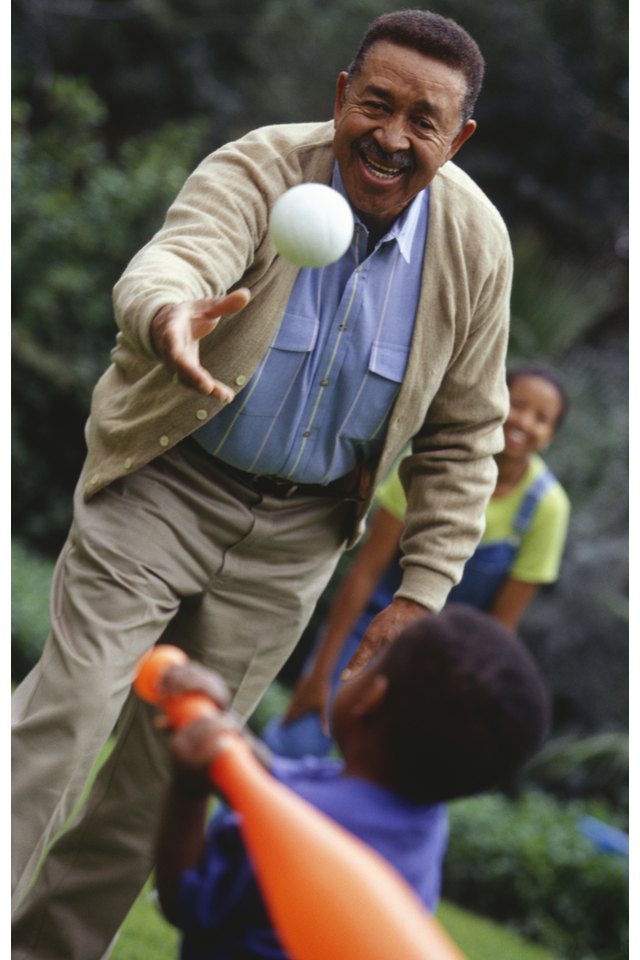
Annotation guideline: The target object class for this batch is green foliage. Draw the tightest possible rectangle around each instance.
[248,680,294,736]
[12,75,210,363]
[444,791,628,960]
[527,734,629,809]
[508,230,618,360]
[12,77,212,552]
[515,343,628,737]
[13,0,627,261]
[11,540,54,681]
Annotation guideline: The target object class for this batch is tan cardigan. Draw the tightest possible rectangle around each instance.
[84,121,512,611]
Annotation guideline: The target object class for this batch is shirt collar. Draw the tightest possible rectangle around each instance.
[331,162,427,264]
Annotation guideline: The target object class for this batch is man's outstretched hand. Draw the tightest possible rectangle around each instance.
[150,288,251,399]
[341,598,429,679]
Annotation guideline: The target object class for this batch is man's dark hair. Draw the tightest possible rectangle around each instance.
[378,606,550,804]
[347,9,485,124]
[506,363,570,431]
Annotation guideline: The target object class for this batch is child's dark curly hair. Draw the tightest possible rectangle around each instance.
[378,606,550,804]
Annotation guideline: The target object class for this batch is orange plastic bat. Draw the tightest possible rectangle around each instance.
[135,645,466,960]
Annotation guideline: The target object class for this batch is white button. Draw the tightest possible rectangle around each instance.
[235,374,247,386]
[124,457,133,470]
[196,409,208,421]
[159,435,169,447]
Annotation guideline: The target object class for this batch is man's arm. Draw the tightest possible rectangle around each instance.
[347,228,513,673]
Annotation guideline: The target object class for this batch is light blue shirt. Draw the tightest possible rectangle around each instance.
[194,166,429,483]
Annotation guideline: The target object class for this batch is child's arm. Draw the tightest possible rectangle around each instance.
[283,506,403,733]
[155,736,212,926]
[153,663,272,925]
[487,577,538,630]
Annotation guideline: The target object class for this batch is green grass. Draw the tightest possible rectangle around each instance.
[437,902,560,960]
[111,879,178,960]
[110,884,560,960]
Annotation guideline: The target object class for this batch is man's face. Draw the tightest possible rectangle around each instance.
[333,40,476,234]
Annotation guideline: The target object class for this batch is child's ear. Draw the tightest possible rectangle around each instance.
[353,673,389,720]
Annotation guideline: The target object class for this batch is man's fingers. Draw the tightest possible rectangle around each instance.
[196,287,251,322]
[341,638,378,681]
[155,289,250,397]
[172,362,235,402]
[208,378,236,403]
[341,601,429,680]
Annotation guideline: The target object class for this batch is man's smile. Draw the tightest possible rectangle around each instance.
[356,138,413,182]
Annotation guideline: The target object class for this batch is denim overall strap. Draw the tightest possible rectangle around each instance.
[446,464,556,612]
[512,465,556,535]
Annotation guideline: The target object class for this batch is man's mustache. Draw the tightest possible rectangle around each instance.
[356,135,414,172]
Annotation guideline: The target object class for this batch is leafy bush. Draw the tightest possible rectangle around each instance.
[12,77,212,553]
[443,791,628,960]
[527,733,629,811]
[11,540,54,681]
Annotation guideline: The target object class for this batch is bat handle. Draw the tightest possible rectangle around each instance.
[134,645,222,728]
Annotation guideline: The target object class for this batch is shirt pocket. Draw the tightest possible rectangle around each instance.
[239,310,319,417]
[342,340,410,440]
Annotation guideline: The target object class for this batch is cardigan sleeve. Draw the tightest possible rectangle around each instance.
[111,143,272,361]
[111,122,334,361]
[395,223,512,611]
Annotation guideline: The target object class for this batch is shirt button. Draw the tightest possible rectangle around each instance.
[124,457,133,470]
[303,430,311,438]
[159,435,169,447]
[338,323,347,331]
[235,374,247,386]
[89,474,99,486]
[320,379,329,386]
[195,409,208,421]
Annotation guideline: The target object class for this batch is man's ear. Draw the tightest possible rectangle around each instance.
[334,71,349,123]
[353,673,389,721]
[444,119,476,164]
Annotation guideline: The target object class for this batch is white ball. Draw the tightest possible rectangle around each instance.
[268,183,354,268]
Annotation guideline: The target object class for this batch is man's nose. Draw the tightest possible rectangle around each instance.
[374,115,410,153]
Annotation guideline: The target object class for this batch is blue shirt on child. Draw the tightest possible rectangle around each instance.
[177,755,448,960]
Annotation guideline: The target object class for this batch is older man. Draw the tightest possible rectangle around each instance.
[12,9,511,958]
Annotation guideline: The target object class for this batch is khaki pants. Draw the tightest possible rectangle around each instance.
[12,440,349,959]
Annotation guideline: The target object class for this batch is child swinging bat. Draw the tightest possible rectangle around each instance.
[137,606,550,960]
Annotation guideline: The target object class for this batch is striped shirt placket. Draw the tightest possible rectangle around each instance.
[285,226,365,480]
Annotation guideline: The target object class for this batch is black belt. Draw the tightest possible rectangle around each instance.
[212,455,366,501]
